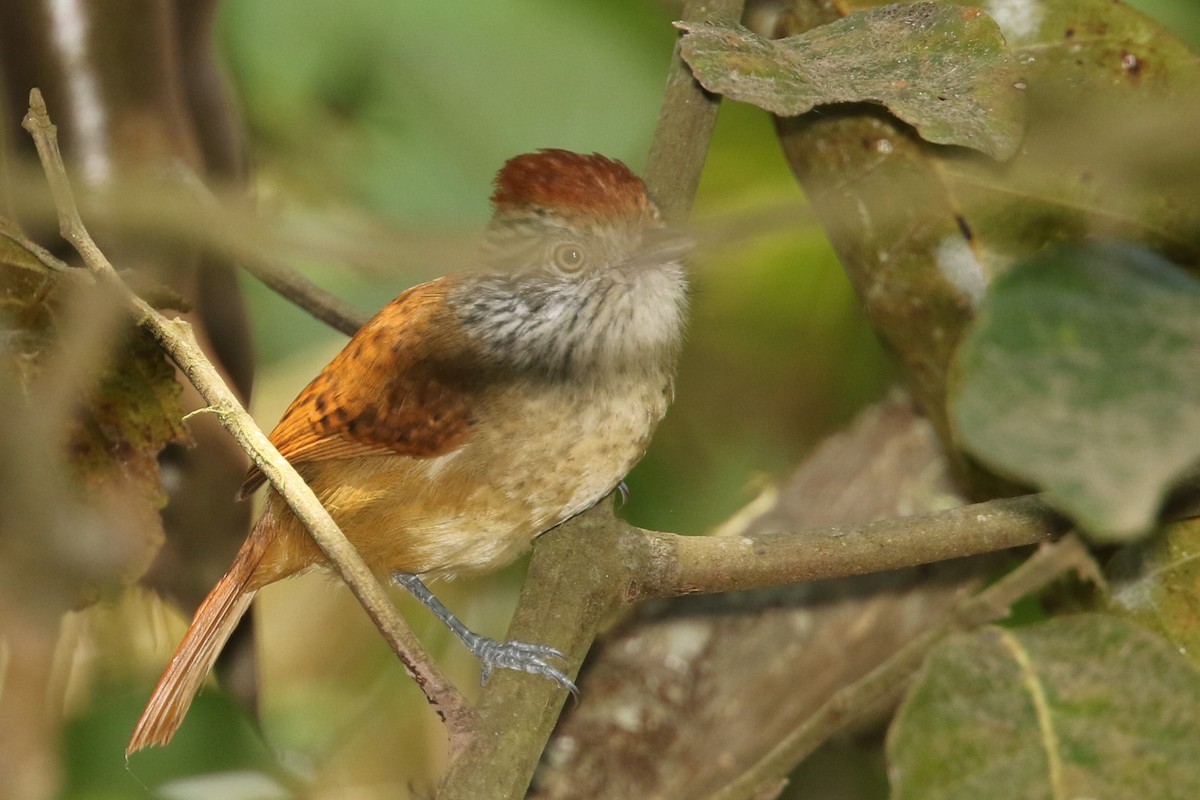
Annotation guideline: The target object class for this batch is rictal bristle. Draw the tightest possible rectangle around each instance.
[491,149,656,222]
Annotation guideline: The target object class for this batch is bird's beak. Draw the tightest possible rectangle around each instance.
[627,228,693,270]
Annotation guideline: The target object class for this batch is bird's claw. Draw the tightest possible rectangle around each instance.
[469,635,579,697]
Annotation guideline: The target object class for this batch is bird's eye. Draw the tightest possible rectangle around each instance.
[552,243,586,273]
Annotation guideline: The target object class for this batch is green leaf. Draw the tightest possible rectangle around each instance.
[950,242,1200,540]
[1109,518,1200,670]
[888,614,1200,799]
[678,4,1026,159]
[773,0,1200,473]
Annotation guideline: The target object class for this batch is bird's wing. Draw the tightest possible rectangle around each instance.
[239,278,478,497]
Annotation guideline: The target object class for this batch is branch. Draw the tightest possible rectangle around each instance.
[643,0,743,223]
[168,167,368,335]
[436,507,633,800]
[19,90,477,746]
[239,253,367,336]
[640,491,1072,598]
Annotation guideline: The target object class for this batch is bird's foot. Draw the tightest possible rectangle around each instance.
[464,632,579,696]
[392,572,578,696]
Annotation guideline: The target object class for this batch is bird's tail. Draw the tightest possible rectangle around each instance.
[127,532,268,755]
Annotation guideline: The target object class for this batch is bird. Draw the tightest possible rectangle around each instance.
[127,148,689,754]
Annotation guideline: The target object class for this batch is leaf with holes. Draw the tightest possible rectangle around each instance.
[949,242,1200,540]
[888,614,1200,798]
[677,3,1026,159]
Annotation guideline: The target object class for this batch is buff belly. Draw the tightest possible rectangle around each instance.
[258,372,672,582]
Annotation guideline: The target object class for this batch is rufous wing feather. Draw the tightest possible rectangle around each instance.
[240,279,478,497]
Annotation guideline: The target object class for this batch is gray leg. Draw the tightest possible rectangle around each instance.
[393,572,579,696]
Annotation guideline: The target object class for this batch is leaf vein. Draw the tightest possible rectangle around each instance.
[999,629,1065,800]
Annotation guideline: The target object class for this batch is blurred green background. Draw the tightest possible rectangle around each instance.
[60,0,1199,797]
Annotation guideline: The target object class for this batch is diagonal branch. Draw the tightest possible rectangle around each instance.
[19,89,477,748]
[167,168,369,335]
[238,252,367,336]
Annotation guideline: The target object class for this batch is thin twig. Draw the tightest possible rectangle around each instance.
[19,89,476,744]
[239,254,367,335]
[167,166,368,335]
[711,535,1097,800]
